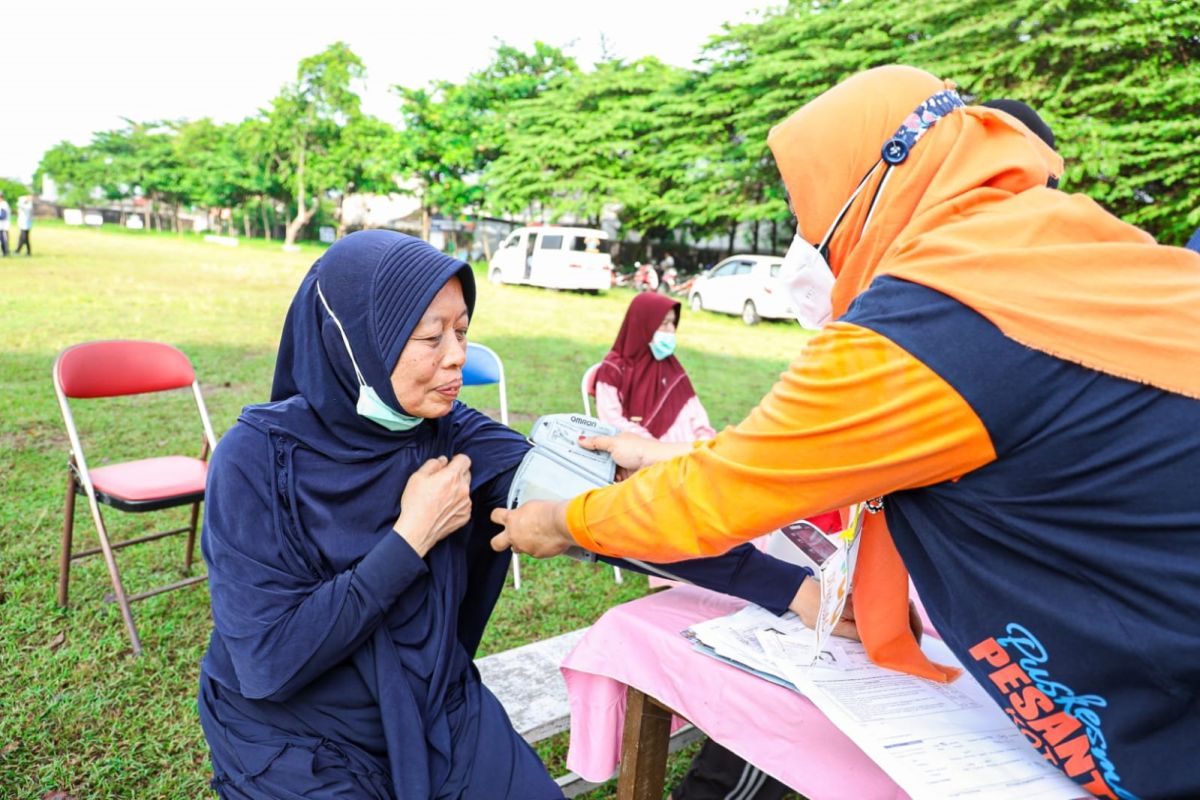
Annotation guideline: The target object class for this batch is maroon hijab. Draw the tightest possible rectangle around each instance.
[595,292,697,438]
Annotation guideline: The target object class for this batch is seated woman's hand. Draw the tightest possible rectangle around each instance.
[393,454,473,557]
[787,587,924,645]
[578,433,690,479]
[788,580,861,642]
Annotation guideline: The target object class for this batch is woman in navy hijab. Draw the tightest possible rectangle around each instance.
[198,231,813,799]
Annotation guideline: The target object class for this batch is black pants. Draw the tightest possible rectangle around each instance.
[15,229,30,255]
[671,739,792,800]
[0,229,8,255]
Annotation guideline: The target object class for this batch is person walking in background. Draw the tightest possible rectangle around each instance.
[15,195,33,255]
[0,191,10,256]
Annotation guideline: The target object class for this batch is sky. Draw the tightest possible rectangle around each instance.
[4,0,774,184]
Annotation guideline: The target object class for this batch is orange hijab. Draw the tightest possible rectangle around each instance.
[768,65,1200,681]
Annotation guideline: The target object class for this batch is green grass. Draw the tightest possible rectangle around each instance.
[0,225,813,799]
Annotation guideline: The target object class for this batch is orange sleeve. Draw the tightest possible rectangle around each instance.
[566,322,997,560]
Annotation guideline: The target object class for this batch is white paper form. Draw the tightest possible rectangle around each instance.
[758,633,1087,800]
[687,605,812,678]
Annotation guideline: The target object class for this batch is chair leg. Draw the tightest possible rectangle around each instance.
[512,553,522,591]
[89,504,143,656]
[59,472,77,608]
[613,566,624,585]
[184,501,200,573]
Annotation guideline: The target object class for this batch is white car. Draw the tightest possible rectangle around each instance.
[488,226,613,292]
[687,254,792,325]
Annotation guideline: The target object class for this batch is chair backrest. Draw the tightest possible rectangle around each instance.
[462,342,508,425]
[53,340,218,482]
[56,340,196,398]
[581,362,602,417]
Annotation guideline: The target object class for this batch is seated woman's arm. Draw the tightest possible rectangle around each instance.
[599,545,810,616]
[203,429,465,701]
[674,395,717,441]
[595,381,655,438]
[461,464,808,626]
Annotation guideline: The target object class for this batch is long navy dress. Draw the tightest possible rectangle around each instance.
[198,231,809,800]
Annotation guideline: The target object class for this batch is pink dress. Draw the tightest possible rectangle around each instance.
[594,381,716,443]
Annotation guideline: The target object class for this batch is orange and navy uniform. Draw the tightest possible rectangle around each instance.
[567,276,1200,800]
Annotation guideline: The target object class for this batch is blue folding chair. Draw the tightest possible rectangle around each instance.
[463,342,508,425]
[462,342,519,588]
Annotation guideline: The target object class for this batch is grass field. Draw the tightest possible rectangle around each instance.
[0,224,813,798]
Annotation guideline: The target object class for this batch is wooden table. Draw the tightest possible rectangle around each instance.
[559,585,911,800]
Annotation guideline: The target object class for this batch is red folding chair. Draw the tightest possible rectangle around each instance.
[53,340,217,655]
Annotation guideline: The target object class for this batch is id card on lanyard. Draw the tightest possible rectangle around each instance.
[810,503,865,661]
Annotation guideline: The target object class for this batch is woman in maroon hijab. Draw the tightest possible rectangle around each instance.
[592,292,716,443]
[594,292,800,800]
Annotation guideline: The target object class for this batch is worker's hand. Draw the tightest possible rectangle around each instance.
[788,579,861,641]
[578,433,689,479]
[490,500,574,558]
[788,584,924,646]
[393,454,472,558]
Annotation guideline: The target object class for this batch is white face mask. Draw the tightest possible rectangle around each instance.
[780,161,887,330]
[779,234,836,330]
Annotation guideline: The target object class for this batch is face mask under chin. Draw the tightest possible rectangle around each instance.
[316,281,424,432]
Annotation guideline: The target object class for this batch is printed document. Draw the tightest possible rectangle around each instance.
[756,630,1087,800]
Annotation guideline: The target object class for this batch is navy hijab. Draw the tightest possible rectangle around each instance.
[203,230,530,798]
[268,229,479,460]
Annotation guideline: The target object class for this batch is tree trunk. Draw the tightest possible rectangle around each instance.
[751,220,760,253]
[479,213,492,262]
[285,197,318,246]
[335,191,347,239]
[284,146,316,247]
[771,219,778,254]
[260,196,271,241]
[243,209,252,238]
[421,204,431,242]
[727,221,736,257]
[174,203,181,234]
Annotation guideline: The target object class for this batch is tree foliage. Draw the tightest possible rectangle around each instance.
[485,57,681,228]
[394,41,577,232]
[33,4,1200,246]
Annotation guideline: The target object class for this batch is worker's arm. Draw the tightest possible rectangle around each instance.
[561,321,997,561]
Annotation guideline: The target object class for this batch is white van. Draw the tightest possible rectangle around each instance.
[488,226,613,292]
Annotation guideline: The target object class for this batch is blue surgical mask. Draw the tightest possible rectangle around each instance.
[317,283,423,432]
[649,331,676,360]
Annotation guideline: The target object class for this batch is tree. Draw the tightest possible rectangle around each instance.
[485,57,681,235]
[173,118,254,234]
[394,41,577,241]
[266,41,366,246]
[36,141,100,207]
[317,114,404,237]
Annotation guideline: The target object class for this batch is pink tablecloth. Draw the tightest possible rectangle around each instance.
[560,585,910,800]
